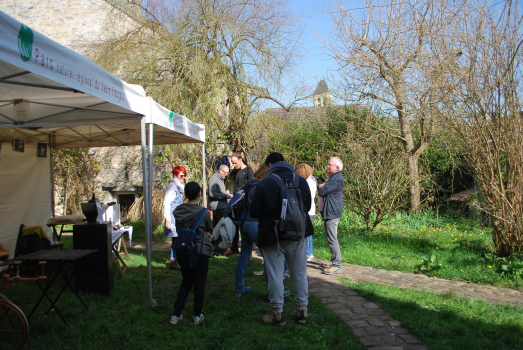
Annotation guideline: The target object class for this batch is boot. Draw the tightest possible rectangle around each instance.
[262,310,286,327]
[297,307,308,325]
[170,260,181,270]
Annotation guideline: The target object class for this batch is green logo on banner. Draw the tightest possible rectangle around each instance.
[169,111,174,127]
[18,25,34,62]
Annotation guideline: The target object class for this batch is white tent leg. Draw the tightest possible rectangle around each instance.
[147,122,156,306]
[141,117,153,305]
[49,135,55,217]
[202,143,207,207]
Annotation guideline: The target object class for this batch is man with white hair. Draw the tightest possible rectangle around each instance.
[318,157,344,274]
[208,164,233,227]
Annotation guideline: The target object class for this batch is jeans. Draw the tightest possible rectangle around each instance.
[173,255,210,317]
[234,221,259,290]
[263,238,308,311]
[306,215,314,256]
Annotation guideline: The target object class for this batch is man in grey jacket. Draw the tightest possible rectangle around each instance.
[318,157,344,274]
[208,164,233,227]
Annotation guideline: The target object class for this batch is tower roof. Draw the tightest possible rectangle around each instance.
[314,80,330,95]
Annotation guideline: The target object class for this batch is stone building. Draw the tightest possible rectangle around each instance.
[1,1,171,215]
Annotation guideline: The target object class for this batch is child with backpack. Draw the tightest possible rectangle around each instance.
[170,182,213,325]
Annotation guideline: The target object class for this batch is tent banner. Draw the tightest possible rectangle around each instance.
[148,97,205,143]
[0,11,147,115]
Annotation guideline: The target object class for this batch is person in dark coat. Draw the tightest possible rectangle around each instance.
[318,157,344,274]
[250,152,312,327]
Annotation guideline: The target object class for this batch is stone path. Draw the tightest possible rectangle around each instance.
[130,241,523,350]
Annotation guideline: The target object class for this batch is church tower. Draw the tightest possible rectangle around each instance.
[313,80,332,106]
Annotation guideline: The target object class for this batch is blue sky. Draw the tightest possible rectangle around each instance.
[271,0,338,107]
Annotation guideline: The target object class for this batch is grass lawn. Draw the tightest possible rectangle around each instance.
[311,209,523,289]
[1,236,363,350]
[343,280,523,350]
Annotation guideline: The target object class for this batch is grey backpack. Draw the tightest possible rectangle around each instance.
[271,174,307,241]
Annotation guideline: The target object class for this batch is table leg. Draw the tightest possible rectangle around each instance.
[27,261,68,324]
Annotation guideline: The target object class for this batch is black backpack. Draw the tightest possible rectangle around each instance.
[225,181,258,225]
[175,208,207,269]
[271,174,307,241]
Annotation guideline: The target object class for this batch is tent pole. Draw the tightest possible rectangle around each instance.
[147,122,155,306]
[202,142,207,207]
[49,135,55,217]
[140,117,152,304]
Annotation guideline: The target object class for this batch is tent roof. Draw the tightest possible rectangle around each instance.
[0,11,204,148]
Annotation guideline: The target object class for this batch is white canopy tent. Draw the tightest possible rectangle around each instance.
[0,11,206,304]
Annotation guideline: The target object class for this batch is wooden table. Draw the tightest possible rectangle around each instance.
[46,215,85,242]
[1,249,97,324]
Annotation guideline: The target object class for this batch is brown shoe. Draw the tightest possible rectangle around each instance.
[170,260,181,270]
[262,310,286,327]
[297,307,308,325]
[225,249,239,256]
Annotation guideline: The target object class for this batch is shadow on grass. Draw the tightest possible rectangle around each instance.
[346,281,523,350]
[1,249,364,350]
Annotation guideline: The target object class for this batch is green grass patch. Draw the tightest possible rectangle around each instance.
[342,280,523,350]
[2,236,363,350]
[311,209,523,288]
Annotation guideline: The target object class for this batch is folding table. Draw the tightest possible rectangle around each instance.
[0,249,97,324]
[111,230,130,277]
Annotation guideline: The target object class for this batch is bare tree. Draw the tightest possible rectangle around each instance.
[89,0,303,153]
[438,0,523,256]
[323,0,465,210]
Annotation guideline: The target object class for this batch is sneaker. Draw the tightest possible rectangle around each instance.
[233,286,251,296]
[225,249,239,256]
[307,255,314,262]
[297,307,308,325]
[323,266,343,275]
[170,314,183,325]
[193,314,204,325]
[283,290,291,298]
[283,273,291,285]
[262,310,286,327]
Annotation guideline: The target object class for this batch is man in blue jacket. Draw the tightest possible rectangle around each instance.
[250,152,312,327]
[318,157,344,275]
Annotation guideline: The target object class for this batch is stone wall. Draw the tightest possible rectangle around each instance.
[1,0,110,52]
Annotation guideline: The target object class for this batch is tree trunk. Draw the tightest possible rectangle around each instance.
[407,153,421,211]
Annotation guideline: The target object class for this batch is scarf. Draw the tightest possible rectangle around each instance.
[173,177,185,194]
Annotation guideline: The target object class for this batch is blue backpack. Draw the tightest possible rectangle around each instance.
[175,208,207,269]
[225,181,258,225]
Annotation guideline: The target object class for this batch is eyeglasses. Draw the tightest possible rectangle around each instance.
[220,170,229,175]
[178,174,185,178]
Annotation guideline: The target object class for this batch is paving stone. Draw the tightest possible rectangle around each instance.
[359,336,385,347]
[364,326,390,336]
[351,307,368,314]
[367,318,385,327]
[388,320,402,327]
[363,301,381,309]
[348,320,369,328]
[365,308,388,316]
[351,328,368,337]
[325,303,345,311]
